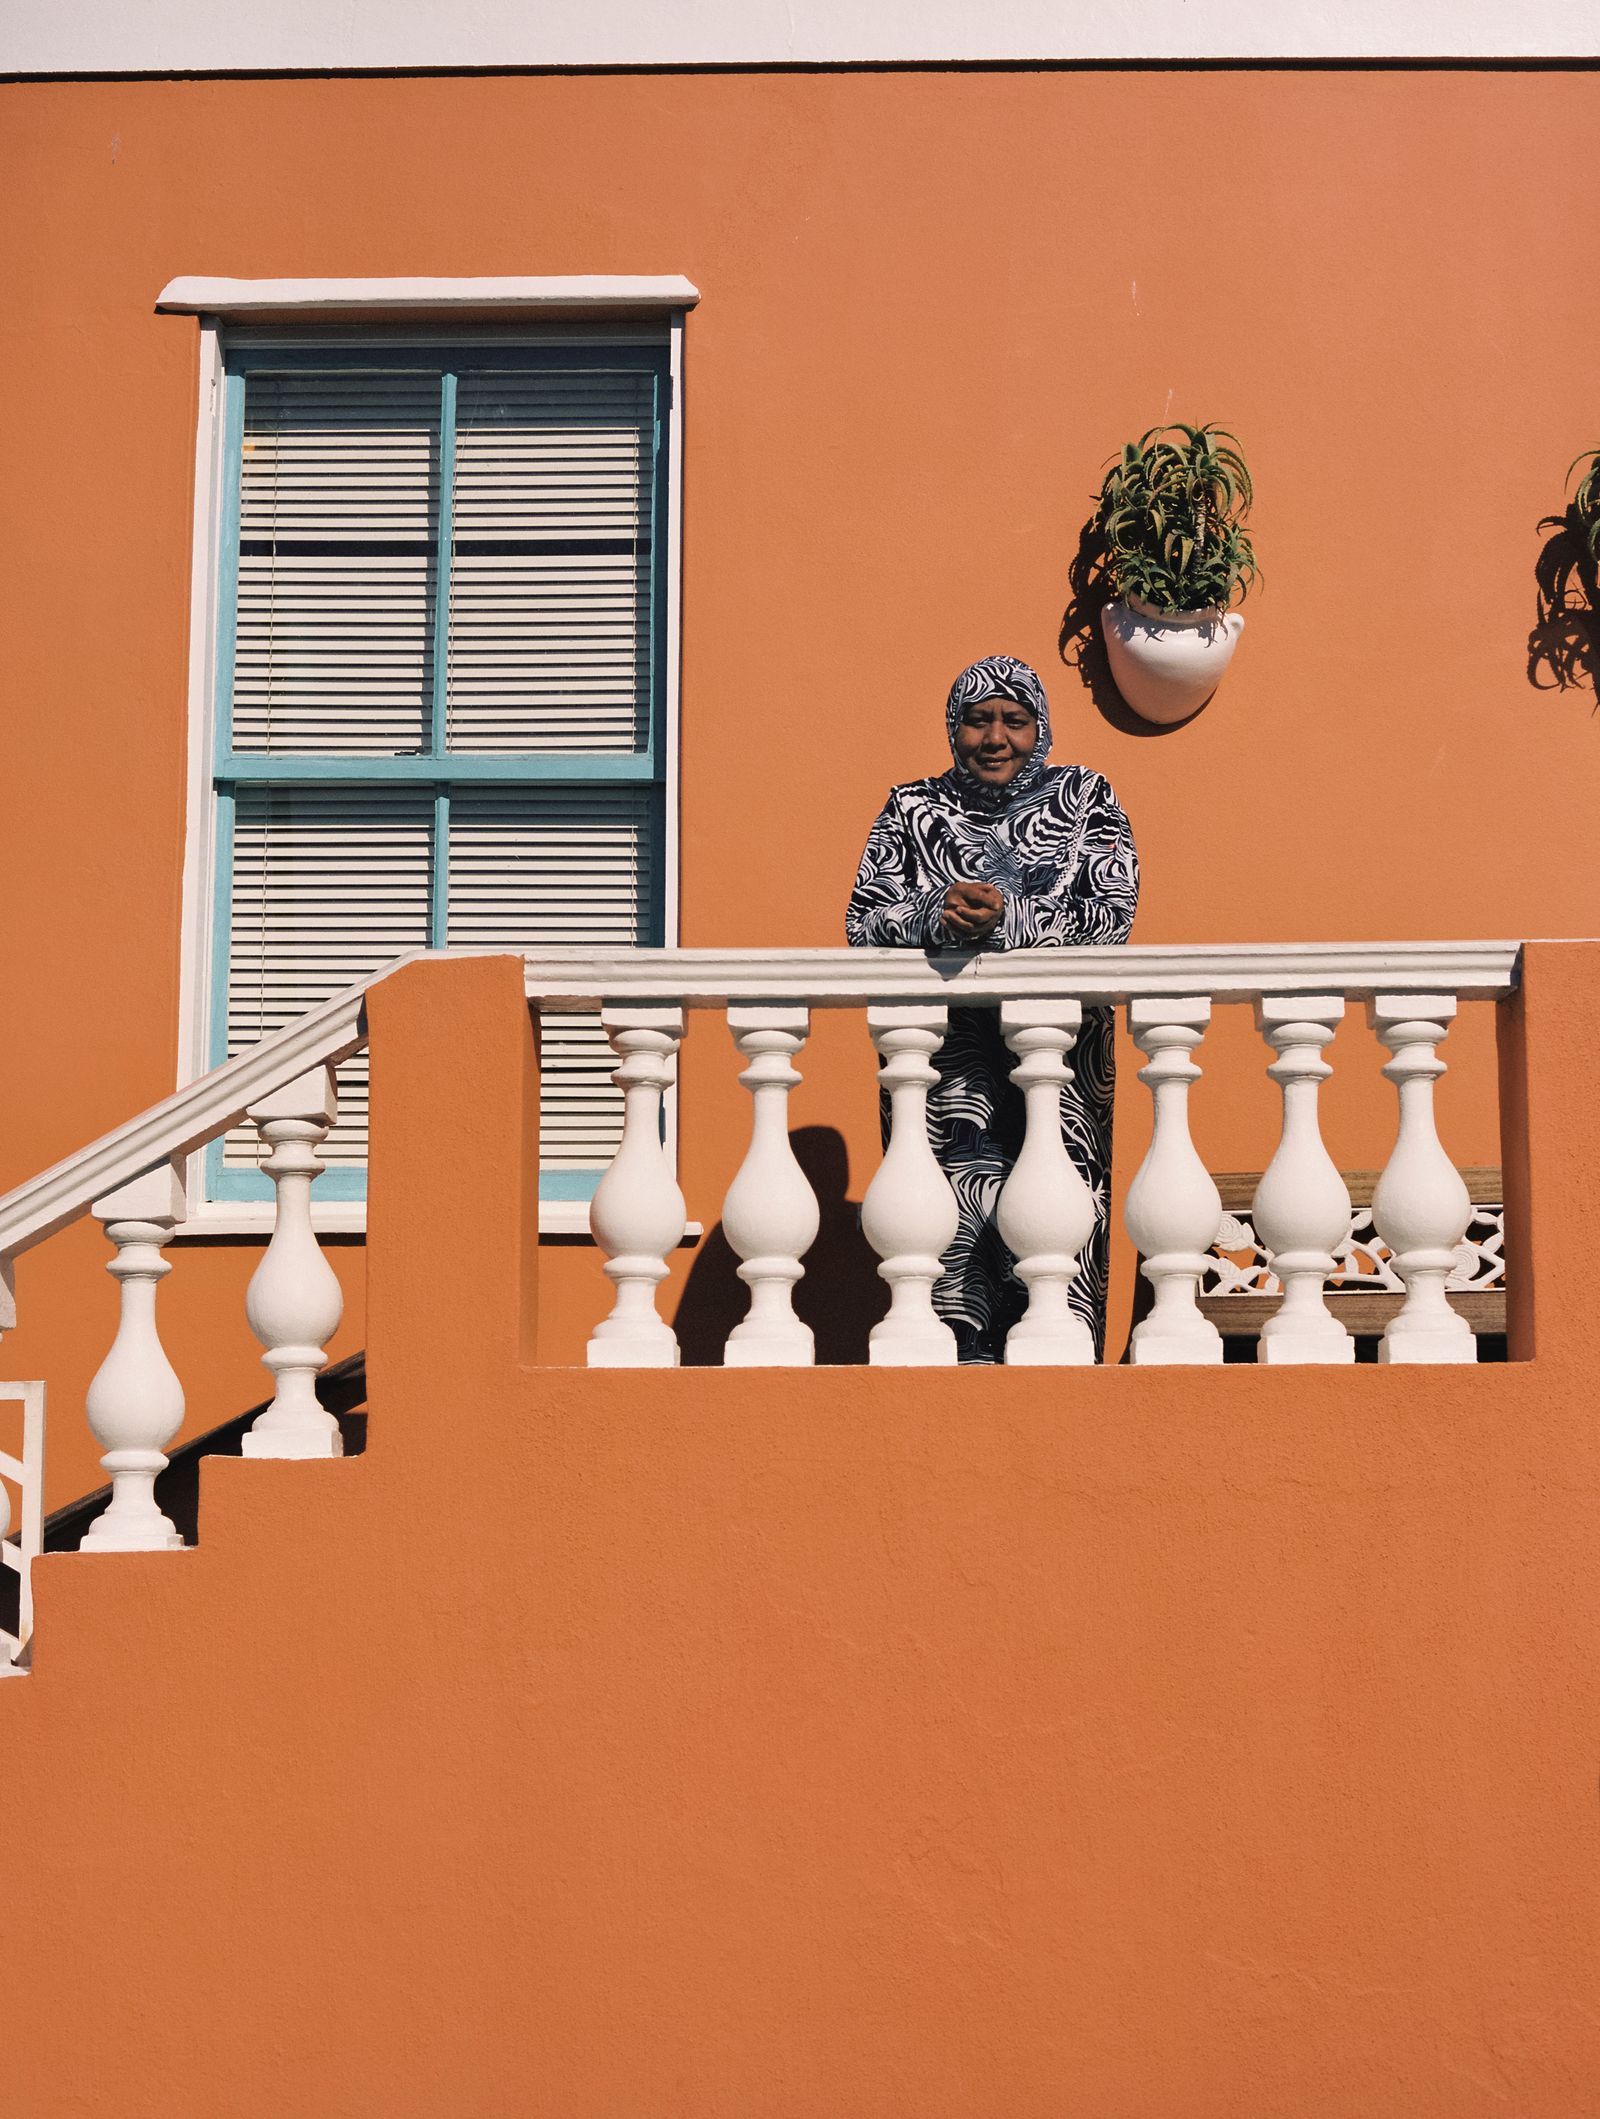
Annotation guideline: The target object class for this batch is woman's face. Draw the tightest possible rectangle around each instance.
[953,695,1038,788]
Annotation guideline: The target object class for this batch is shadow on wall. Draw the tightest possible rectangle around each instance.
[674,1126,886,1366]
[1528,505,1600,699]
[1057,514,1175,740]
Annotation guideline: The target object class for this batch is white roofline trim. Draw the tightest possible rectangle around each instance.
[155,275,700,317]
[9,1,1600,72]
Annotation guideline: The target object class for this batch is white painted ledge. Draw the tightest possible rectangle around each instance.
[155,275,699,318]
[166,1201,702,1242]
[169,1200,370,1241]
[520,941,1527,1007]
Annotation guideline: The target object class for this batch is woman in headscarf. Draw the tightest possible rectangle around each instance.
[845,654,1138,1362]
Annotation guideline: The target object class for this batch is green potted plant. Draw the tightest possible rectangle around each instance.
[1569,446,1600,553]
[1530,445,1600,695]
[1092,424,1259,725]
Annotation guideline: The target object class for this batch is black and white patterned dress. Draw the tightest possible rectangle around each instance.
[845,659,1139,1362]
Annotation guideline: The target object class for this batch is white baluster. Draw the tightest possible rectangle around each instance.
[588,1006,687,1368]
[1124,999,1225,1365]
[996,1001,1096,1365]
[1369,994,1477,1365]
[1252,997,1355,1364]
[81,1161,187,1552]
[723,1006,819,1367]
[243,1066,344,1459]
[862,1005,959,1366]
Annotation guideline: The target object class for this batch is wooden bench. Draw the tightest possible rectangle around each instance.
[1193,1167,1506,1344]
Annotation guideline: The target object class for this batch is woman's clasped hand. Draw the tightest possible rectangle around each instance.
[941,879,1003,943]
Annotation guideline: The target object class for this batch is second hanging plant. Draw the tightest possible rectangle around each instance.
[1092,423,1258,725]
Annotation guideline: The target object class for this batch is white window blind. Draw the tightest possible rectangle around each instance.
[213,345,668,1200]
[221,782,654,1177]
[445,785,655,1170]
[221,788,433,1169]
[448,371,654,754]
[234,375,438,756]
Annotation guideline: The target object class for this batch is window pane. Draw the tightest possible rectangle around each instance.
[446,784,657,1169]
[231,373,440,757]
[222,786,434,1169]
[447,369,654,756]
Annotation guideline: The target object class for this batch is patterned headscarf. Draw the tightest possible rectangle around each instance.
[944,654,1053,812]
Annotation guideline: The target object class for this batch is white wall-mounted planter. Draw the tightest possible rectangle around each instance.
[1100,595,1245,726]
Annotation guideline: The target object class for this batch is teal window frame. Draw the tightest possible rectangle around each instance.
[206,339,671,1205]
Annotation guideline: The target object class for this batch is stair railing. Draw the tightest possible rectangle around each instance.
[0,949,439,1598]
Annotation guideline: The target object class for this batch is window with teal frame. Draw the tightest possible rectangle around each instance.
[207,339,670,1205]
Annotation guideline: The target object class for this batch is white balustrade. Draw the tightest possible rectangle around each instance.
[861,1005,959,1365]
[243,1066,345,1459]
[0,947,1526,1577]
[588,1006,687,1368]
[996,1001,1096,1365]
[1369,995,1477,1364]
[723,1007,819,1367]
[1124,999,1225,1365]
[1252,997,1355,1364]
[82,1161,188,1552]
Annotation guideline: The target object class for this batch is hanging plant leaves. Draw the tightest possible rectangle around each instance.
[1087,423,1259,615]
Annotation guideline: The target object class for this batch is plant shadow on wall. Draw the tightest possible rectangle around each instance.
[674,1127,886,1365]
[1527,445,1600,701]
[1059,423,1258,734]
[1058,515,1146,730]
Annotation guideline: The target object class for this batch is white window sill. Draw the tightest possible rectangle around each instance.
[169,1201,702,1242]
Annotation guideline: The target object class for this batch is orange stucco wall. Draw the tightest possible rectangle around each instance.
[2,946,1597,2115]
[2,69,1598,1497]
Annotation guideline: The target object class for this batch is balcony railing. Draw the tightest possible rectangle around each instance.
[0,941,1521,1659]
[507,944,1515,1368]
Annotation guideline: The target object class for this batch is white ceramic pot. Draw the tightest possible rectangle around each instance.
[1100,594,1245,726]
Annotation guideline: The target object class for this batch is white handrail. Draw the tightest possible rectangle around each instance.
[519,941,1524,1007]
[0,949,434,1261]
[0,940,1523,1265]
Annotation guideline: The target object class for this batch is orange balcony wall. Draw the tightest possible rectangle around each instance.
[0,944,1596,2114]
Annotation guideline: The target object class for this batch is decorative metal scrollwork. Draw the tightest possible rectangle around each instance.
[1205,1203,1505,1299]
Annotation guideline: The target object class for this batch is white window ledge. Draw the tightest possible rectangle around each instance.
[169,1201,702,1242]
[156,275,699,318]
